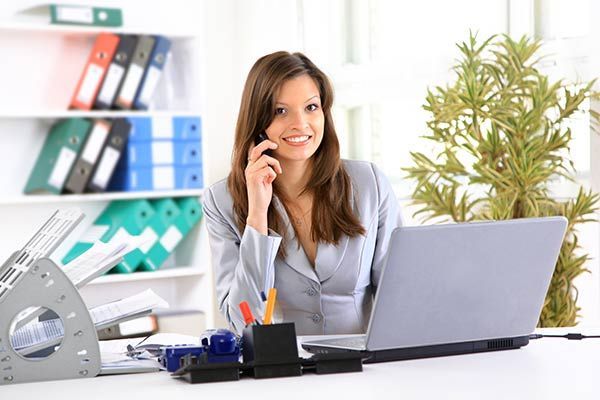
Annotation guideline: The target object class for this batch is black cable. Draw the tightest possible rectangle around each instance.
[529,333,600,340]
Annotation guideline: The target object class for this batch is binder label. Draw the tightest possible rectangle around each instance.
[77,63,104,105]
[81,121,111,163]
[118,64,144,107]
[139,227,159,253]
[57,6,93,23]
[160,226,183,253]
[92,147,121,189]
[153,166,174,190]
[152,116,174,139]
[96,63,125,106]
[137,66,162,107]
[48,147,77,189]
[151,141,174,164]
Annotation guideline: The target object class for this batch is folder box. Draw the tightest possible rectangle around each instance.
[25,118,92,194]
[125,139,202,167]
[50,5,123,27]
[128,116,202,142]
[62,199,155,272]
[63,119,112,194]
[109,164,203,191]
[126,198,181,272]
[139,197,203,271]
[133,36,172,110]
[69,33,120,110]
[95,35,138,110]
[114,35,156,110]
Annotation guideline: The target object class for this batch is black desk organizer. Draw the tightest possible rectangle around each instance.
[172,322,365,384]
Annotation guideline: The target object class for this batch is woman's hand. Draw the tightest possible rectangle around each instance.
[245,140,282,234]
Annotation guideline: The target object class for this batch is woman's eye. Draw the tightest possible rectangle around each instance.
[307,104,319,112]
[275,107,286,115]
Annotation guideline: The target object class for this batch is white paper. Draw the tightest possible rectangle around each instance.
[136,66,161,107]
[89,289,169,327]
[11,318,64,350]
[57,6,93,23]
[160,226,183,253]
[138,227,159,253]
[152,166,174,190]
[76,63,104,105]
[81,121,111,163]
[91,147,120,189]
[79,224,110,243]
[117,64,144,107]
[12,290,168,355]
[151,141,174,164]
[48,147,77,189]
[62,239,131,287]
[96,63,124,105]
[152,116,173,139]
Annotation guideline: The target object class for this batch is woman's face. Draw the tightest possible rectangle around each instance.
[265,74,325,164]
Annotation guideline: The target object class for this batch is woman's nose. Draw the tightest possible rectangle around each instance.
[288,109,308,130]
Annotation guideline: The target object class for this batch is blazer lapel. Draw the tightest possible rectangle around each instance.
[272,196,319,283]
[315,182,356,282]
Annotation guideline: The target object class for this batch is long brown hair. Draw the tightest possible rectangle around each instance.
[227,51,365,256]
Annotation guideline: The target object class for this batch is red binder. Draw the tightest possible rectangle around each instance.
[69,33,120,110]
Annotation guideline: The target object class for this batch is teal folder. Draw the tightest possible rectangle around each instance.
[129,198,181,272]
[62,199,155,273]
[50,5,123,27]
[25,118,91,195]
[139,197,203,271]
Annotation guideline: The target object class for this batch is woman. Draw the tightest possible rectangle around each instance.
[203,51,402,335]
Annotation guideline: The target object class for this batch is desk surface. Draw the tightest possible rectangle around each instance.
[4,329,598,400]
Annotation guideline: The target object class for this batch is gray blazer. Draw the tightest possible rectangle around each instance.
[203,160,402,335]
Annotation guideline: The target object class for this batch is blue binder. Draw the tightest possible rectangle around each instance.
[109,164,203,191]
[127,116,201,142]
[133,35,171,110]
[125,139,202,167]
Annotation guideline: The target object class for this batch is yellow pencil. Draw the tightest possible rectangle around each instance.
[263,288,277,324]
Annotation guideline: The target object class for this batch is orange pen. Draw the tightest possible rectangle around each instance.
[239,301,258,326]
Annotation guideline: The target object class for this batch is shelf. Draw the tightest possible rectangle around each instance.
[87,266,205,285]
[0,189,204,205]
[0,21,199,39]
[0,110,200,119]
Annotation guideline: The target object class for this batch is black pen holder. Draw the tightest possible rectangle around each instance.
[242,322,302,379]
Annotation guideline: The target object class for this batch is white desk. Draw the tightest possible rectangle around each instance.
[4,330,599,400]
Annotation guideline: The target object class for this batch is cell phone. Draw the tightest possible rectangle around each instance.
[255,132,273,157]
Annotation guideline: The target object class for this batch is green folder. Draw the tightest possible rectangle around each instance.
[25,118,91,195]
[62,199,155,273]
[128,198,181,272]
[50,5,123,27]
[139,197,203,272]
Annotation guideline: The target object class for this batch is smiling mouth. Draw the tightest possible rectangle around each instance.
[283,135,312,144]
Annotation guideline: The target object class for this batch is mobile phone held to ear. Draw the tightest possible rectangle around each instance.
[255,132,273,157]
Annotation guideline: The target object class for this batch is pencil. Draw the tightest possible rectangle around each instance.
[263,288,277,324]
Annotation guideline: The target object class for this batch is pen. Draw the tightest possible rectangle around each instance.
[239,301,259,326]
[263,288,277,325]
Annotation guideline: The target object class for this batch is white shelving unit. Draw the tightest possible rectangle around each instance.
[0,4,214,330]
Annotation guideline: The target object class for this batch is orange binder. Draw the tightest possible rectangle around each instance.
[69,33,120,110]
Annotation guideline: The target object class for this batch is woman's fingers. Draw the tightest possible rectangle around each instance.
[248,139,277,162]
[246,154,282,174]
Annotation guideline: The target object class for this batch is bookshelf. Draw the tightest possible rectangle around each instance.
[0,5,214,330]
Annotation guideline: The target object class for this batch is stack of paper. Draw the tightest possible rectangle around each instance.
[13,235,147,331]
[12,289,168,356]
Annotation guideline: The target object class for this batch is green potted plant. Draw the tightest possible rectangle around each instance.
[403,33,599,327]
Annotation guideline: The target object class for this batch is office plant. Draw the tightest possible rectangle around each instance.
[404,33,599,327]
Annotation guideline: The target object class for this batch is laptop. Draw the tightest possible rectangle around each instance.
[302,217,567,363]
